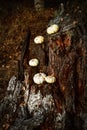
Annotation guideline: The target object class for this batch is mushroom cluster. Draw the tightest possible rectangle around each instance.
[33,73,56,85]
[29,24,59,85]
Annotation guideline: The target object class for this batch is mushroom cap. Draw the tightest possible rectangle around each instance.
[47,24,59,34]
[29,58,39,67]
[34,35,44,44]
[33,73,46,85]
[45,76,56,83]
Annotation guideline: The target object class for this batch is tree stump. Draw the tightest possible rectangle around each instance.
[0,3,87,130]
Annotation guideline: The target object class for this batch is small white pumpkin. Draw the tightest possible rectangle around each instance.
[45,76,56,84]
[29,58,39,67]
[33,73,46,85]
[47,24,59,34]
[34,36,44,44]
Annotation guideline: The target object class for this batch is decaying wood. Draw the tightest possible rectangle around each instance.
[47,4,87,130]
[0,4,87,130]
[18,29,31,81]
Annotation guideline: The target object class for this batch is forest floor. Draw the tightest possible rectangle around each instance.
[0,1,55,100]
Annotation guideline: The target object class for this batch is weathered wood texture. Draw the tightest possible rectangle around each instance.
[0,4,87,130]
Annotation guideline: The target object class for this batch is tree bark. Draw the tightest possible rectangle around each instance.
[0,3,87,130]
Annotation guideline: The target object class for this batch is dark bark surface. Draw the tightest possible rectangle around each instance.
[0,2,87,130]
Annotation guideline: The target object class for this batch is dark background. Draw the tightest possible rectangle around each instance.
[0,0,87,9]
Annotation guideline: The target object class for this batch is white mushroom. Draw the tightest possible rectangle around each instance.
[47,24,59,34]
[29,58,39,67]
[34,36,44,44]
[45,76,56,84]
[33,73,46,85]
